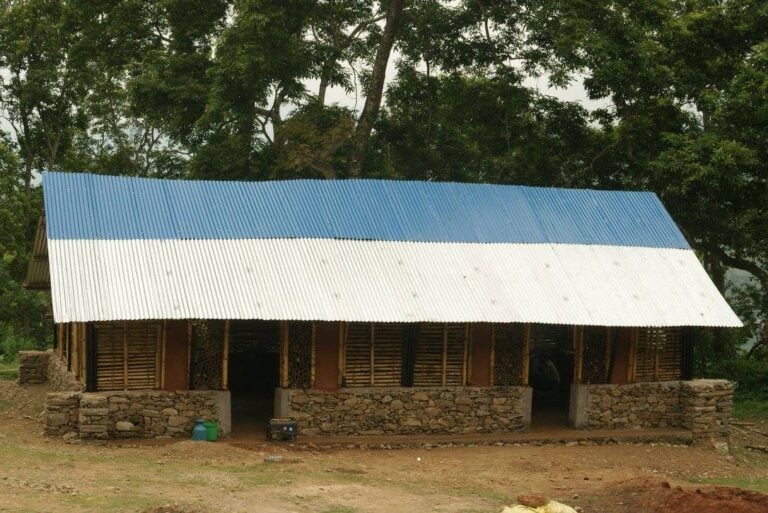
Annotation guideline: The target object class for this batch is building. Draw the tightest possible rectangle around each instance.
[24,172,740,440]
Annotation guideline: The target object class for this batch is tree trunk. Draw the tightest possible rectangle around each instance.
[318,77,328,106]
[347,0,406,177]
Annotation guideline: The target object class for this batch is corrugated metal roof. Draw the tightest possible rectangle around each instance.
[43,172,690,248]
[48,239,741,327]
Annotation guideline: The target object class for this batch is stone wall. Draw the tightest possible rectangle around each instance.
[17,351,50,385]
[44,392,81,437]
[680,379,733,441]
[277,386,532,436]
[48,353,85,391]
[570,380,733,440]
[576,381,682,430]
[17,350,84,391]
[44,390,231,440]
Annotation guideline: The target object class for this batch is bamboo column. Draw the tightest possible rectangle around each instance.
[279,321,289,388]
[222,320,230,390]
[521,324,531,386]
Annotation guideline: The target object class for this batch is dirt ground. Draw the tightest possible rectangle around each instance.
[1,380,767,513]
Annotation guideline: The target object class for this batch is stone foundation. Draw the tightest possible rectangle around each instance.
[44,390,231,440]
[570,380,733,440]
[17,350,84,391]
[277,386,532,436]
[680,379,733,441]
[17,351,50,385]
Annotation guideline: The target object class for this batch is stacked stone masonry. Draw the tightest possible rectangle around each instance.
[17,351,84,391]
[584,381,682,429]
[680,379,734,440]
[282,386,532,436]
[44,390,230,440]
[48,353,85,391]
[576,379,733,440]
[17,351,50,385]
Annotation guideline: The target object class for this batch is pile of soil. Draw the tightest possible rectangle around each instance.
[606,478,768,513]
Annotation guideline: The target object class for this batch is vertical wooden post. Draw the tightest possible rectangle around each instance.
[628,328,638,383]
[160,321,167,389]
[222,320,230,390]
[463,324,470,386]
[122,321,129,390]
[310,322,317,388]
[441,323,448,387]
[155,324,162,389]
[604,327,612,382]
[521,324,531,386]
[573,326,584,384]
[86,322,97,392]
[280,321,289,388]
[490,325,496,386]
[338,322,345,387]
[73,323,80,379]
[187,321,193,390]
[369,323,376,386]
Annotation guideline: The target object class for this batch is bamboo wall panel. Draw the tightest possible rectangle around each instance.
[444,324,465,386]
[634,328,683,382]
[190,320,225,390]
[582,327,610,384]
[344,323,372,386]
[413,323,445,386]
[287,321,312,388]
[494,324,526,386]
[94,321,161,391]
[372,323,403,386]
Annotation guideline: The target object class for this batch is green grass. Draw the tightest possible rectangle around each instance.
[687,476,768,494]
[0,360,18,381]
[734,399,768,420]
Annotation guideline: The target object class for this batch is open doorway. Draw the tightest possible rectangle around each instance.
[529,324,574,429]
[228,320,280,437]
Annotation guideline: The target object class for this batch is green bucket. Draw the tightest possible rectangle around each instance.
[204,420,218,442]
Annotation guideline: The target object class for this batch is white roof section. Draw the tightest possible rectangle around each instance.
[48,239,742,327]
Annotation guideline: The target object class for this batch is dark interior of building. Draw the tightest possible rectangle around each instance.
[528,324,574,428]
[227,320,281,437]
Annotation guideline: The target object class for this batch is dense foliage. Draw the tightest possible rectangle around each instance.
[0,0,766,381]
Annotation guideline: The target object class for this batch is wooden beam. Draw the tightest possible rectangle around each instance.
[441,323,448,387]
[122,321,128,391]
[160,321,167,389]
[338,322,345,387]
[628,328,638,383]
[521,324,531,386]
[490,325,496,386]
[653,330,661,381]
[310,322,317,388]
[187,321,193,390]
[573,326,584,384]
[280,321,289,388]
[604,327,612,383]
[369,323,376,386]
[222,320,230,390]
[464,324,471,386]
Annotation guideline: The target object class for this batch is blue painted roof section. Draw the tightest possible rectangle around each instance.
[42,172,690,248]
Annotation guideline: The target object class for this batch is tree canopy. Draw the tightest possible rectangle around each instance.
[0,0,766,360]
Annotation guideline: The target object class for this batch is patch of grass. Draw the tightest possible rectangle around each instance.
[66,493,166,512]
[0,361,18,381]
[734,400,768,420]
[687,476,768,494]
[321,506,358,513]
